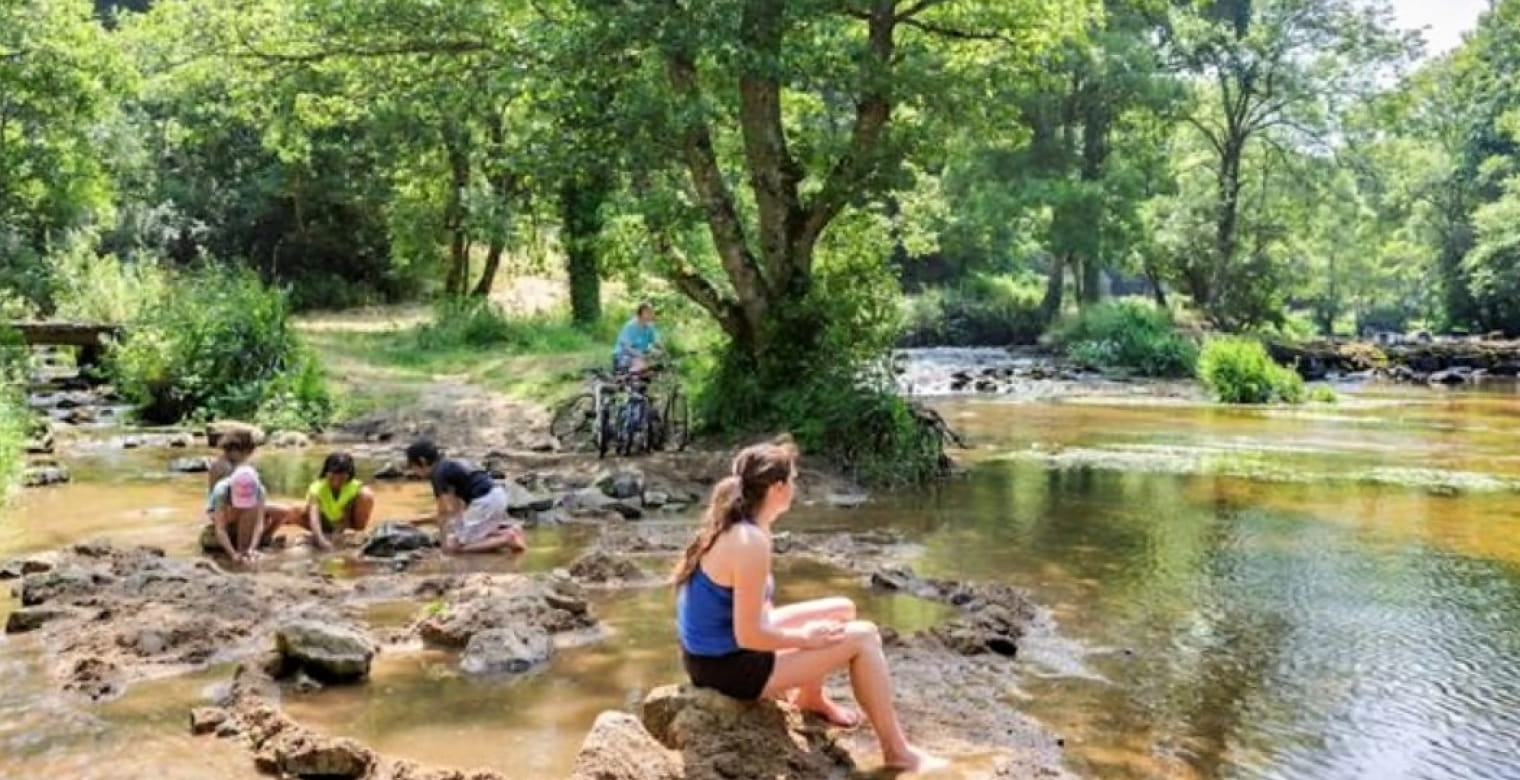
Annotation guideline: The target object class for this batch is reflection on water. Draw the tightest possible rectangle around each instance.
[7,384,1520,778]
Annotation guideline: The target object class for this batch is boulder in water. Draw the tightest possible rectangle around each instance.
[273,621,375,683]
[568,550,645,585]
[23,465,70,487]
[595,467,645,500]
[460,626,553,675]
[638,685,855,779]
[270,430,312,448]
[372,461,406,480]
[361,522,435,558]
[569,711,682,780]
[502,480,555,515]
[169,456,211,474]
[5,606,73,634]
[189,707,230,736]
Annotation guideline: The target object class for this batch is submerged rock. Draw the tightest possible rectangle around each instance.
[23,465,70,487]
[169,456,211,474]
[568,550,646,585]
[596,467,645,500]
[274,621,375,683]
[460,626,553,675]
[361,522,436,558]
[0,555,53,579]
[189,706,230,736]
[5,606,73,634]
[373,461,406,480]
[502,480,555,515]
[569,711,682,780]
[270,430,312,448]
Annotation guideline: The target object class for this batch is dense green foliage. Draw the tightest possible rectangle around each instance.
[7,0,1520,476]
[110,268,331,426]
[1198,338,1306,404]
[900,274,1045,347]
[1049,299,1198,377]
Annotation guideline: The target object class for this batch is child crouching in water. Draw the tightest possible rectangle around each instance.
[204,427,302,559]
[304,452,375,551]
[404,439,526,554]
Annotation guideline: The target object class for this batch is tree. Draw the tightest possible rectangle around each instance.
[578,0,1084,364]
[1163,0,1416,328]
[0,0,130,303]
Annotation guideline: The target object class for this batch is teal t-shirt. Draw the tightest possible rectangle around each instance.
[613,319,658,359]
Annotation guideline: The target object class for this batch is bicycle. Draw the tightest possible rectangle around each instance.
[551,362,690,458]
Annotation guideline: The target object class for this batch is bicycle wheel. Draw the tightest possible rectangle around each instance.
[596,388,616,460]
[664,389,691,451]
[550,393,597,450]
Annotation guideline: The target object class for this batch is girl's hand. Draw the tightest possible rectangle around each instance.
[801,620,845,649]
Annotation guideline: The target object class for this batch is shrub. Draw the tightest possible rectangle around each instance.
[1308,385,1338,404]
[1049,298,1198,377]
[110,268,333,427]
[1198,337,1306,404]
[899,273,1045,347]
[0,327,30,497]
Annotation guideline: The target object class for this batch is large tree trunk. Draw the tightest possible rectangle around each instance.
[1040,253,1067,324]
[442,124,471,297]
[560,174,608,326]
[471,116,516,298]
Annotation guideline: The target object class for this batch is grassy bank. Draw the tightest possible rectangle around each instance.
[300,299,717,422]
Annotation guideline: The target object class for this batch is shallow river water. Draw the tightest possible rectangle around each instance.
[4,374,1520,779]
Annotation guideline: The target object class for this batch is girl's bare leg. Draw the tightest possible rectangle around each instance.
[769,597,859,726]
[761,620,945,772]
[349,487,376,531]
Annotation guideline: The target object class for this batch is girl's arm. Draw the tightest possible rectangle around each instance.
[244,502,266,560]
[212,506,239,560]
[729,528,842,651]
[306,502,331,550]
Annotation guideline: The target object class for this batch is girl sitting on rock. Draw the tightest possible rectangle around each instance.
[304,452,376,551]
[673,438,945,773]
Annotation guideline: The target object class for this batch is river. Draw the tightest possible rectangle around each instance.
[3,364,1519,779]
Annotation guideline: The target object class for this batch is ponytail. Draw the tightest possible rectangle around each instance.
[671,439,798,586]
[672,476,746,585]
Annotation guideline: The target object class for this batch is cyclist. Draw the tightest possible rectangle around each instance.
[612,301,663,375]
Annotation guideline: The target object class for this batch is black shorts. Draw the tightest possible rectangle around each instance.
[682,649,776,701]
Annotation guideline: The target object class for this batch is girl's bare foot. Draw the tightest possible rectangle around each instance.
[797,695,860,728]
[884,745,949,773]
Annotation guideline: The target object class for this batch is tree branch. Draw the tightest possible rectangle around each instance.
[897,17,1015,44]
[796,0,898,269]
[739,0,805,290]
[664,37,770,330]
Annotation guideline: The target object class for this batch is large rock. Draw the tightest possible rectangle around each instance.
[189,706,230,736]
[639,685,855,780]
[417,576,593,652]
[459,626,553,675]
[564,488,645,520]
[502,480,555,515]
[256,732,374,779]
[361,522,436,558]
[5,606,73,634]
[270,430,312,448]
[20,565,114,606]
[274,621,375,682]
[568,550,646,585]
[570,711,682,780]
[595,467,646,500]
[0,555,54,580]
[169,456,211,474]
[23,466,70,487]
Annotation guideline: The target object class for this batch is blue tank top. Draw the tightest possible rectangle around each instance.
[676,565,774,657]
